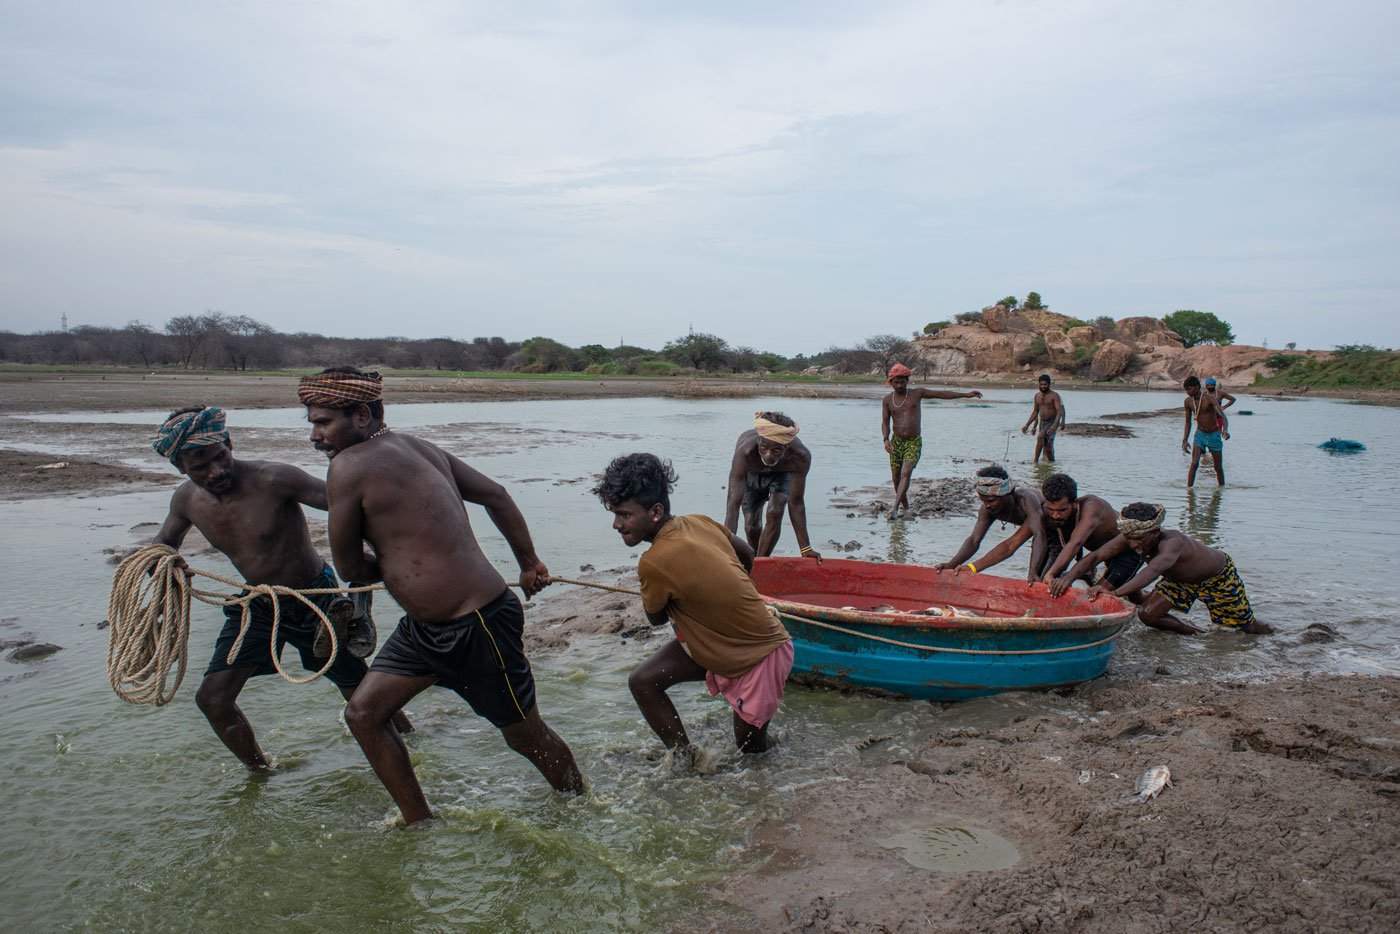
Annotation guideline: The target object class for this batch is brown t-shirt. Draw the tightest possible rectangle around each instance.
[639,515,791,678]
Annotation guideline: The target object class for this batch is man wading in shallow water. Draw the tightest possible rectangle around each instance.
[725,412,822,562]
[304,367,583,825]
[150,405,405,773]
[598,453,793,764]
[1183,376,1227,487]
[1020,374,1066,464]
[881,363,983,517]
[1083,502,1273,635]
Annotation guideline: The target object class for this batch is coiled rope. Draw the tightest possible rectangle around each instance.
[107,544,373,706]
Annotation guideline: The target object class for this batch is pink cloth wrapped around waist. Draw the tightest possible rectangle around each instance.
[705,640,794,727]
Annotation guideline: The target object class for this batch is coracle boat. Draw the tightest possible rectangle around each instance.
[752,557,1134,701]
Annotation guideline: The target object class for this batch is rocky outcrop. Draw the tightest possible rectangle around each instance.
[1090,339,1134,381]
[1115,317,1184,351]
[1043,329,1076,367]
[905,310,1285,387]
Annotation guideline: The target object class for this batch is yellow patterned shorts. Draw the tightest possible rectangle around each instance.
[889,434,922,470]
[1151,556,1256,628]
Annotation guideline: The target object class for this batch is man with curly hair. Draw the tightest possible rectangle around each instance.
[598,453,794,760]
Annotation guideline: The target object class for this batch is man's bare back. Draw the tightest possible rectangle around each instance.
[326,432,522,622]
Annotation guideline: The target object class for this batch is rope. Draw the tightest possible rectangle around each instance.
[545,576,1128,657]
[107,544,370,705]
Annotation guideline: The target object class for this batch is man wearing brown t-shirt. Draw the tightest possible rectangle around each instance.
[595,453,793,758]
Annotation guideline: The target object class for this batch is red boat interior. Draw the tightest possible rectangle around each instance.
[751,556,1123,621]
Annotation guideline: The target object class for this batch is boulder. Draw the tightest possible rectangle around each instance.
[1089,339,1134,381]
[982,304,1010,333]
[1043,329,1076,365]
[909,347,970,375]
[1066,326,1100,344]
[1115,317,1184,351]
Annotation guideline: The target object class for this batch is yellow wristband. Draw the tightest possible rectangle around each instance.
[965,562,978,573]
[800,545,815,555]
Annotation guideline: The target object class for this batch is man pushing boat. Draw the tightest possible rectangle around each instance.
[935,465,1050,583]
[1038,473,1144,598]
[599,453,793,763]
[149,404,401,773]
[725,411,821,562]
[1077,502,1273,635]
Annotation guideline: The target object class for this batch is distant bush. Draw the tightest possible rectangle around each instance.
[955,311,983,325]
[1015,336,1051,367]
[1333,344,1381,358]
[1264,353,1299,371]
[1061,318,1090,331]
[923,320,951,335]
[1092,316,1117,337]
[639,359,681,376]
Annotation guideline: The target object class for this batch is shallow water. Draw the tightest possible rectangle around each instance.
[1,390,1397,929]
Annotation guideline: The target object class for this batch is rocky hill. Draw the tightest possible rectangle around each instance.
[911,305,1314,388]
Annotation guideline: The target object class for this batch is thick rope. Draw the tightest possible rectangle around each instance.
[107,545,368,705]
[546,577,1129,657]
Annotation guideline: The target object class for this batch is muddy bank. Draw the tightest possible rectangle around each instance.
[0,450,174,501]
[1061,422,1135,438]
[0,371,885,415]
[829,477,980,520]
[521,583,1400,933]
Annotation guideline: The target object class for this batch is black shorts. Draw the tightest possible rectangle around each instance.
[743,471,792,515]
[1101,549,1145,589]
[370,589,536,728]
[1036,537,1078,578]
[206,565,367,691]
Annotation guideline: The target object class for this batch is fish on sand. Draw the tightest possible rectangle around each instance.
[1131,765,1172,803]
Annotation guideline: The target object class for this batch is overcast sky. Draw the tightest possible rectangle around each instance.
[2,1,1397,354]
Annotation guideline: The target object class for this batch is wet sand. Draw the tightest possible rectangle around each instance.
[529,582,1400,933]
[5,370,1399,931]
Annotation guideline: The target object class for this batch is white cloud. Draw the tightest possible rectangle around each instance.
[1,0,1397,351]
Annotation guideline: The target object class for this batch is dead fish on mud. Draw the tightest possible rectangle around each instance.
[1130,765,1173,803]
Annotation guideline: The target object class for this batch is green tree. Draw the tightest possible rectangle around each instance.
[662,332,729,371]
[1024,292,1045,310]
[1163,310,1234,348]
[997,295,1019,311]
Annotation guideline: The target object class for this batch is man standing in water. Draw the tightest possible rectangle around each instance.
[934,464,1049,583]
[1205,377,1234,439]
[1183,376,1227,487]
[1083,503,1273,635]
[598,453,793,762]
[881,363,983,517]
[150,405,401,773]
[725,412,822,561]
[1020,374,1065,463]
[1037,473,1144,598]
[304,367,583,825]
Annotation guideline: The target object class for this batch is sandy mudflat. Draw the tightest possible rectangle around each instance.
[528,581,1400,933]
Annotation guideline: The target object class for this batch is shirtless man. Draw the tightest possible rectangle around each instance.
[881,363,983,517]
[1037,473,1144,599]
[1083,502,1273,635]
[1020,374,1065,463]
[1205,377,1234,439]
[725,412,822,561]
[150,405,401,773]
[1183,376,1226,487]
[934,464,1049,583]
[303,367,583,825]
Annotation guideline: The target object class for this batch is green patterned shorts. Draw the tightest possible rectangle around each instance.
[888,434,922,470]
[1151,555,1256,628]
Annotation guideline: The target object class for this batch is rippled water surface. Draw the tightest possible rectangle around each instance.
[2,390,1396,929]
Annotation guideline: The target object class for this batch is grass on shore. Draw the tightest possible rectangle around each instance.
[1254,347,1400,391]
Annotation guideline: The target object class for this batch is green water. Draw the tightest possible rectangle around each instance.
[3,391,1398,929]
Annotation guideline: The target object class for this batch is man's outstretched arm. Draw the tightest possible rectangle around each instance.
[449,454,548,595]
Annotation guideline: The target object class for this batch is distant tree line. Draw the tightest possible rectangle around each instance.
[0,312,920,378]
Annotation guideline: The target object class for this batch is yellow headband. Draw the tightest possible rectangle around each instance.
[754,414,798,444]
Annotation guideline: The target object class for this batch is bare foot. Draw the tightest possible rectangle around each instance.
[1242,620,1275,635]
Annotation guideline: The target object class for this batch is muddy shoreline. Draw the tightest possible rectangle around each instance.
[525,581,1399,933]
[5,371,1398,931]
